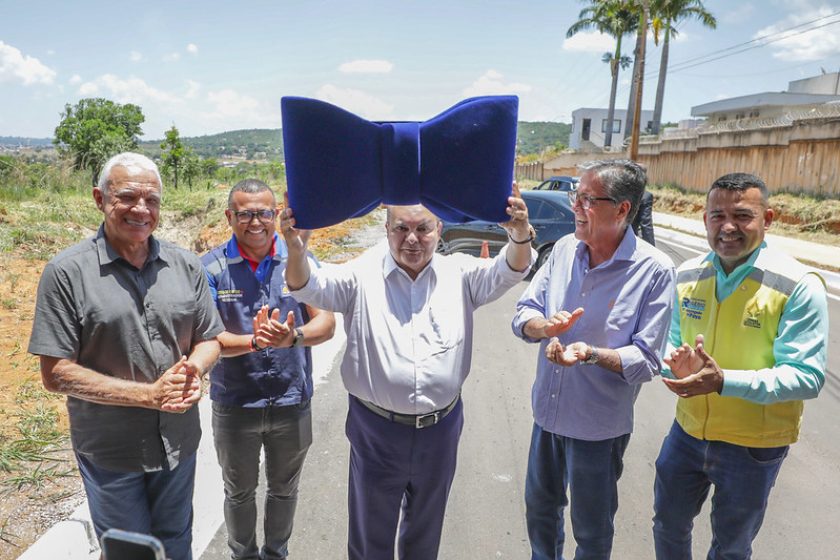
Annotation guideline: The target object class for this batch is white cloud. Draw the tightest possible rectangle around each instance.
[0,40,56,85]
[163,52,181,62]
[77,74,180,105]
[47,49,56,56]
[723,3,755,23]
[313,84,394,119]
[185,79,200,99]
[756,7,840,61]
[715,93,730,100]
[562,31,615,53]
[69,74,82,85]
[338,59,394,73]
[198,88,278,130]
[130,50,143,62]
[186,43,199,55]
[78,82,99,95]
[462,70,533,97]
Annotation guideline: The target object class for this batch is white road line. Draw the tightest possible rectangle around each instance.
[658,238,705,256]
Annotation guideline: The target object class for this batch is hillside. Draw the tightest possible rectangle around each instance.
[517,121,572,155]
[140,129,284,160]
[5,121,571,161]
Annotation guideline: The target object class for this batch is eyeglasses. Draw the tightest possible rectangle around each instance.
[567,190,617,210]
[233,209,276,224]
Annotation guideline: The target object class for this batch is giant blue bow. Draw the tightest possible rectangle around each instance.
[281,95,519,229]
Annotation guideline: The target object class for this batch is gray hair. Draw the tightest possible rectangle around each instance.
[98,152,162,195]
[578,159,647,224]
[709,173,769,207]
[228,179,275,208]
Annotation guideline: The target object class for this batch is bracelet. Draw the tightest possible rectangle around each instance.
[250,336,265,352]
[509,225,535,244]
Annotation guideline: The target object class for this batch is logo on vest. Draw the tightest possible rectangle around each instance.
[743,303,762,329]
[681,297,705,320]
[217,289,243,302]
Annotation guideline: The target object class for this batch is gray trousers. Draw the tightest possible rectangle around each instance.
[212,401,312,560]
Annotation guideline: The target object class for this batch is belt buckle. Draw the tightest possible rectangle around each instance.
[415,411,439,429]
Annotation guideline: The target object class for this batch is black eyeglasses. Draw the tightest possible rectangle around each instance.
[567,190,617,210]
[233,209,276,224]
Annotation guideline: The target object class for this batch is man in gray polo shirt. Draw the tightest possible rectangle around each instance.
[29,152,223,560]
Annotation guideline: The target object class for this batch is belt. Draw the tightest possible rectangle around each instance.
[357,395,460,429]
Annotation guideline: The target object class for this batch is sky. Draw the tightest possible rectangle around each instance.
[2,0,840,140]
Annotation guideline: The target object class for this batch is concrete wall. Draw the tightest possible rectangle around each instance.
[638,116,840,196]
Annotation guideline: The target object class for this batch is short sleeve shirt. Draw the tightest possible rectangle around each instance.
[28,226,224,472]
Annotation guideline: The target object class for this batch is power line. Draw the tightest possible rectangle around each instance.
[664,9,840,71]
[665,18,840,76]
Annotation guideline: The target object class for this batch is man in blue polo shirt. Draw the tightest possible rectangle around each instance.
[202,179,335,560]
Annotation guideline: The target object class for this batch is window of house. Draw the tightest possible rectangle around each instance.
[601,119,621,133]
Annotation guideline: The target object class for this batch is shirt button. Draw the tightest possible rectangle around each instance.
[551,394,556,399]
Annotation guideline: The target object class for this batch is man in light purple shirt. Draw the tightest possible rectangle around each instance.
[512,160,676,560]
[280,187,536,560]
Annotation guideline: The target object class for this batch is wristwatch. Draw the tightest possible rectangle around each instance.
[250,336,266,352]
[582,345,599,365]
[291,327,305,348]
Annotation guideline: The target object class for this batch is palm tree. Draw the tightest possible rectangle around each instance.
[650,0,716,134]
[602,52,633,146]
[567,0,637,147]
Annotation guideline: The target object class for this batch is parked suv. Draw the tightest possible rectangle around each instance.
[533,175,579,192]
[438,190,575,269]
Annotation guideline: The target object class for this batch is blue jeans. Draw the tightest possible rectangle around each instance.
[653,421,789,560]
[212,401,312,560]
[525,423,630,560]
[76,451,197,560]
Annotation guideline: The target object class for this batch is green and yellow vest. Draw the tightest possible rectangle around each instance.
[675,248,815,447]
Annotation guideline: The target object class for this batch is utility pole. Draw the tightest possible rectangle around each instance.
[629,0,649,161]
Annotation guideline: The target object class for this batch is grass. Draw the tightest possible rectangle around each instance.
[0,385,70,491]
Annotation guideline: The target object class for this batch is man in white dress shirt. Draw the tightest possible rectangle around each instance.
[279,189,535,560]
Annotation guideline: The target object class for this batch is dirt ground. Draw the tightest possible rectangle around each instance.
[0,205,381,559]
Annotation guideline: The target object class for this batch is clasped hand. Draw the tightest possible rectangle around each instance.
[154,356,202,413]
[662,334,724,398]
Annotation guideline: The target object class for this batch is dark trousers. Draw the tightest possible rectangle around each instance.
[525,423,630,560]
[212,401,312,560]
[76,451,197,560]
[345,395,464,560]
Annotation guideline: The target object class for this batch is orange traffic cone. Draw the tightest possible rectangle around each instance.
[480,240,490,258]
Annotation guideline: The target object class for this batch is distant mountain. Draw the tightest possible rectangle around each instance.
[0,136,53,147]
[141,129,284,160]
[5,122,570,160]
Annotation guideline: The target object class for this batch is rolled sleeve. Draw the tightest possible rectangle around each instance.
[618,266,676,384]
[512,250,552,342]
[466,243,536,308]
[290,260,357,314]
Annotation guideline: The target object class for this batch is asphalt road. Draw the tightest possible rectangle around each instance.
[201,230,839,560]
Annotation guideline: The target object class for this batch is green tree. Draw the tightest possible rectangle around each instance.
[53,98,144,186]
[160,125,186,189]
[181,149,201,191]
[567,1,637,147]
[650,0,716,134]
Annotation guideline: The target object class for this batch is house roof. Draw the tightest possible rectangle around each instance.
[691,92,840,117]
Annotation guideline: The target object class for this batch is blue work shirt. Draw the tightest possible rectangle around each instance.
[665,242,828,403]
[202,234,316,407]
[513,229,676,441]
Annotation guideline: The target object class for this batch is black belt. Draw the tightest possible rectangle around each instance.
[357,395,460,429]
